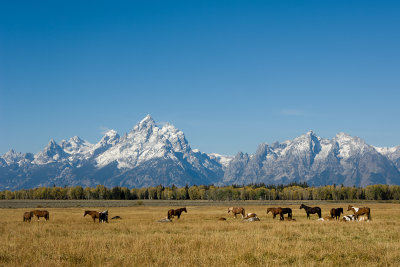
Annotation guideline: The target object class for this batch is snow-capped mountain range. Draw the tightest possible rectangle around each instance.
[1,115,400,190]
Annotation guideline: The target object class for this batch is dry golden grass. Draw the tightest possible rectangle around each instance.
[0,203,399,266]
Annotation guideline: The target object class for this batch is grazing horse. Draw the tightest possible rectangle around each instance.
[23,211,33,222]
[228,207,245,218]
[300,204,321,219]
[281,208,293,219]
[167,207,187,219]
[267,207,292,220]
[84,210,101,223]
[330,208,344,220]
[32,210,49,221]
[266,207,284,220]
[347,205,371,220]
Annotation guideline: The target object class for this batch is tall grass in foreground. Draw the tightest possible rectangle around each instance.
[0,203,399,266]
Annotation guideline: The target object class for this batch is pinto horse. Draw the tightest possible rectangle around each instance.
[32,210,49,221]
[300,204,321,219]
[23,211,33,222]
[99,210,108,223]
[84,210,101,223]
[228,207,245,218]
[330,208,343,220]
[167,207,187,219]
[347,205,371,220]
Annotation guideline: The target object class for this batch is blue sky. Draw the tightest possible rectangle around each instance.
[1,0,400,155]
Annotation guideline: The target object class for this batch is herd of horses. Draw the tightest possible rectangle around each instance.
[22,204,371,223]
[225,204,371,222]
[161,204,371,223]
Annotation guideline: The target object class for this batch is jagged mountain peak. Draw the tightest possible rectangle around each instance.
[133,114,156,131]
[2,149,29,165]
[34,139,68,165]
[2,118,400,190]
[104,129,118,137]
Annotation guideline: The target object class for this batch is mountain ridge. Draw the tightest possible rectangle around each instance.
[1,115,400,189]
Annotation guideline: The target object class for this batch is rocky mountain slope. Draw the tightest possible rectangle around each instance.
[1,116,400,190]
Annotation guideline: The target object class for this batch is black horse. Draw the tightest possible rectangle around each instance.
[167,207,187,219]
[281,208,293,219]
[300,204,321,219]
[330,208,343,220]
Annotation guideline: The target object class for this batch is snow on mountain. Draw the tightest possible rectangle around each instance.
[1,149,33,165]
[208,153,234,168]
[33,139,69,165]
[375,145,400,171]
[95,115,190,169]
[60,136,93,155]
[0,115,224,189]
[1,117,400,190]
[91,129,120,158]
[222,131,400,187]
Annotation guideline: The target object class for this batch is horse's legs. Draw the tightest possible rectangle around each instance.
[318,212,321,218]
[279,213,284,221]
[273,214,276,219]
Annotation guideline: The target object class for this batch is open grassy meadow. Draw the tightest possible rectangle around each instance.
[0,202,399,266]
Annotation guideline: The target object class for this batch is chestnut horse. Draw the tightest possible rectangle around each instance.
[228,207,245,218]
[84,210,101,223]
[23,211,33,222]
[330,208,343,220]
[167,207,187,219]
[267,207,292,220]
[347,205,371,220]
[32,210,49,221]
[300,204,321,219]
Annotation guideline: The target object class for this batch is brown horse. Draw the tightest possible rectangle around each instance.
[347,205,371,220]
[266,207,293,220]
[330,208,343,220]
[23,211,33,222]
[266,207,284,220]
[167,207,187,219]
[84,210,101,223]
[228,207,245,218]
[300,204,321,219]
[32,210,49,221]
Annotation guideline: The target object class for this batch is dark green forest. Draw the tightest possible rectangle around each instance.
[1,182,400,201]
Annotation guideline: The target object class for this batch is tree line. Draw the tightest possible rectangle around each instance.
[1,183,400,201]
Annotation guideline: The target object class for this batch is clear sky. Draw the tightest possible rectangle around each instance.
[1,0,400,156]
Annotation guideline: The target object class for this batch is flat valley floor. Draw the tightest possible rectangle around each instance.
[0,202,399,266]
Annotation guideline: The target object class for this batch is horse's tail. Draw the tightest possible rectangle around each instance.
[167,211,171,219]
